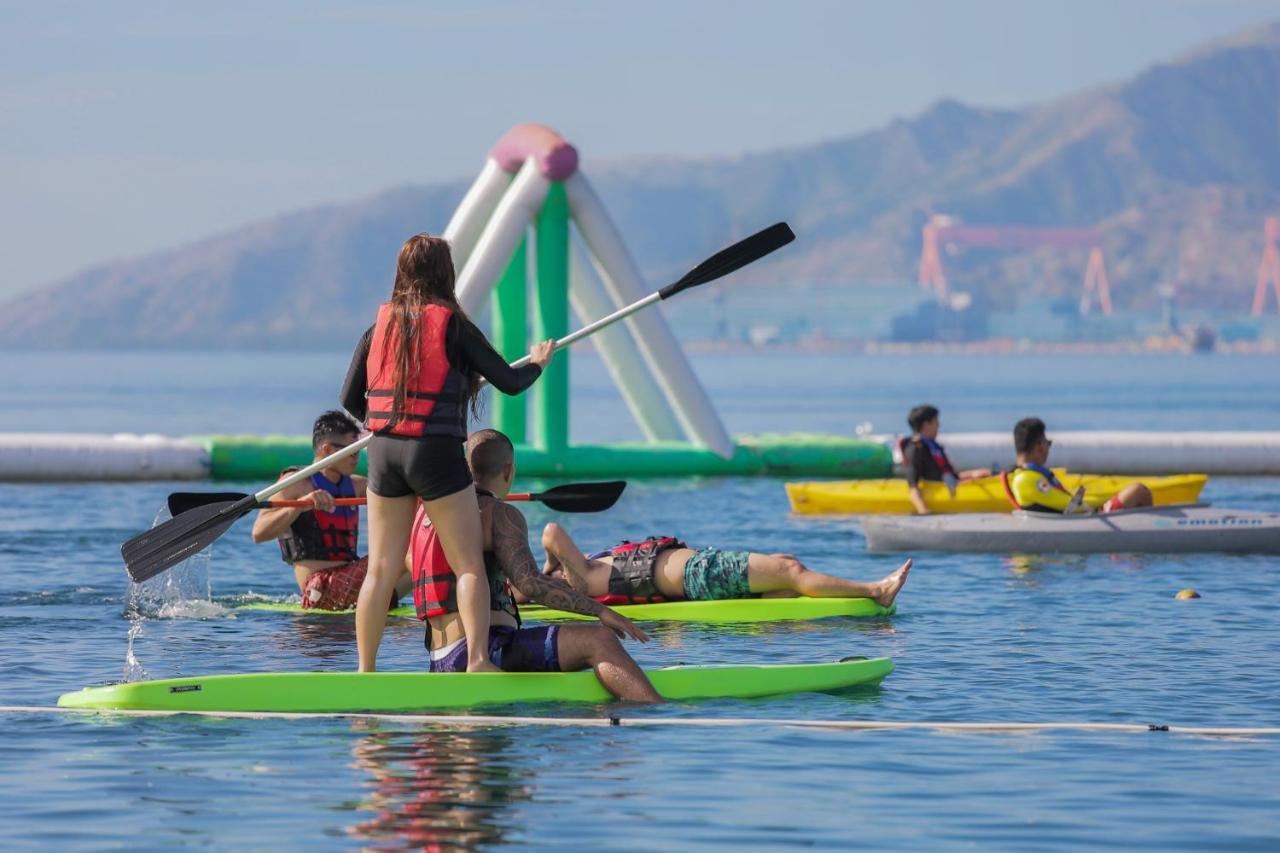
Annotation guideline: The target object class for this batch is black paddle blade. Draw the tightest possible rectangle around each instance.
[658,222,795,300]
[122,497,257,583]
[533,480,627,513]
[167,491,253,517]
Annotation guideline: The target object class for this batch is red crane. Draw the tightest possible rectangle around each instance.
[917,215,1113,315]
[1251,216,1280,316]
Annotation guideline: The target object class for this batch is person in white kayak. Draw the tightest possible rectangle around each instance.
[409,428,662,703]
[1003,417,1153,514]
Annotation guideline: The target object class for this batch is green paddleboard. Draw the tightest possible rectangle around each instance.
[237,597,894,624]
[57,658,893,713]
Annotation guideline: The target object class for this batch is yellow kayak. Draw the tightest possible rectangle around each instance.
[785,471,1208,515]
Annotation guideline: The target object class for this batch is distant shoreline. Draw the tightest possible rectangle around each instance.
[683,337,1280,355]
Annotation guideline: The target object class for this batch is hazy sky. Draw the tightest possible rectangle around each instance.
[2,0,1277,298]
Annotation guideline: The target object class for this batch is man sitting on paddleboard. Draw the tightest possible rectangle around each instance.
[251,411,410,610]
[900,404,992,515]
[1005,417,1152,513]
[410,429,662,703]
[536,527,911,607]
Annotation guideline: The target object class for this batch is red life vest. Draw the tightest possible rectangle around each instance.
[364,302,469,438]
[278,470,360,564]
[410,498,519,623]
[605,536,687,602]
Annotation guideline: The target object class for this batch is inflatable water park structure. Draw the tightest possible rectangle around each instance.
[5,124,1280,482]
[0,125,887,482]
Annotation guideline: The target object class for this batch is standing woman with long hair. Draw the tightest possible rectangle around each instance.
[341,234,554,672]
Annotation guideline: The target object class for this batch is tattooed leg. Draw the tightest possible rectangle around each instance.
[555,624,663,703]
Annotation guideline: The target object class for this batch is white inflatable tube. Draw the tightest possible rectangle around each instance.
[908,431,1280,475]
[568,242,684,441]
[564,173,734,458]
[442,159,512,272]
[0,434,208,481]
[455,158,551,316]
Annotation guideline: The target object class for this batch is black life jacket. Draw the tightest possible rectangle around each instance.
[278,469,359,564]
[606,536,687,602]
[411,489,519,624]
[364,302,469,438]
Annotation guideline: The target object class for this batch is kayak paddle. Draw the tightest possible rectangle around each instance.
[122,222,795,583]
[165,480,626,517]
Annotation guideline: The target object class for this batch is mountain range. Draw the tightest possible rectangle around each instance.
[4,22,1279,348]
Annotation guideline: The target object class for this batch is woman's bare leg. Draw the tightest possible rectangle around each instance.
[356,492,417,672]
[423,486,498,672]
[747,554,912,607]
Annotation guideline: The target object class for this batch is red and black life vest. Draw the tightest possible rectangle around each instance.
[605,536,687,603]
[278,470,359,564]
[411,492,519,624]
[365,302,469,438]
[898,435,957,480]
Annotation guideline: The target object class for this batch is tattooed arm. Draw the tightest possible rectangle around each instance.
[491,504,650,643]
[491,503,607,616]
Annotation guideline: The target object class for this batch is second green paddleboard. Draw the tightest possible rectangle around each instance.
[237,597,893,624]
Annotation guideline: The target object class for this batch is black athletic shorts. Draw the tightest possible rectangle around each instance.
[367,434,473,501]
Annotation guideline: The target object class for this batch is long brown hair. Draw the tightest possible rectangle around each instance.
[384,234,481,424]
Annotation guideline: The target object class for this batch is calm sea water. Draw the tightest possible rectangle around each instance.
[2,350,1280,849]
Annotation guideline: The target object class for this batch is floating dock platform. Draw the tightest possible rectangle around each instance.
[6,431,1280,482]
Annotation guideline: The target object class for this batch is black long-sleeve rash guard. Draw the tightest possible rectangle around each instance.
[340,314,542,423]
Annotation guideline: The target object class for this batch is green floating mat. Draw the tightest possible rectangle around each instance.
[57,658,893,713]
[196,433,891,481]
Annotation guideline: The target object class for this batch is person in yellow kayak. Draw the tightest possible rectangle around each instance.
[1004,417,1153,513]
[250,411,411,610]
[901,405,992,515]
[410,428,661,703]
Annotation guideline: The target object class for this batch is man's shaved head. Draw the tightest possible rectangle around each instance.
[467,429,514,479]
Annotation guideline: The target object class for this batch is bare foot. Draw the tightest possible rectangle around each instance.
[872,558,912,607]
[467,661,503,674]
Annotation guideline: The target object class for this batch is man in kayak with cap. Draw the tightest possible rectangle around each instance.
[1004,417,1152,513]
[901,404,992,515]
[251,410,411,610]
[537,527,910,607]
[410,428,662,703]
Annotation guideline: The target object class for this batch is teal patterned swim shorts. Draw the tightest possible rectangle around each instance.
[682,548,751,600]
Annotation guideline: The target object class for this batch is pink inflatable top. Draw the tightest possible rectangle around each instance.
[489,124,579,180]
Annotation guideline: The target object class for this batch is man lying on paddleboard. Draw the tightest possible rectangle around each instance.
[251,411,411,610]
[535,524,911,607]
[1004,417,1153,513]
[409,428,662,703]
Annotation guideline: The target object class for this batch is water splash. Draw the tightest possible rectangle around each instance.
[122,620,147,683]
[124,504,216,619]
[120,503,232,680]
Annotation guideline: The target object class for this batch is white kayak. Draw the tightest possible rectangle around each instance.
[861,504,1280,554]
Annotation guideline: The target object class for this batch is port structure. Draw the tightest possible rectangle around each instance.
[917,215,1113,315]
[1251,216,1280,316]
